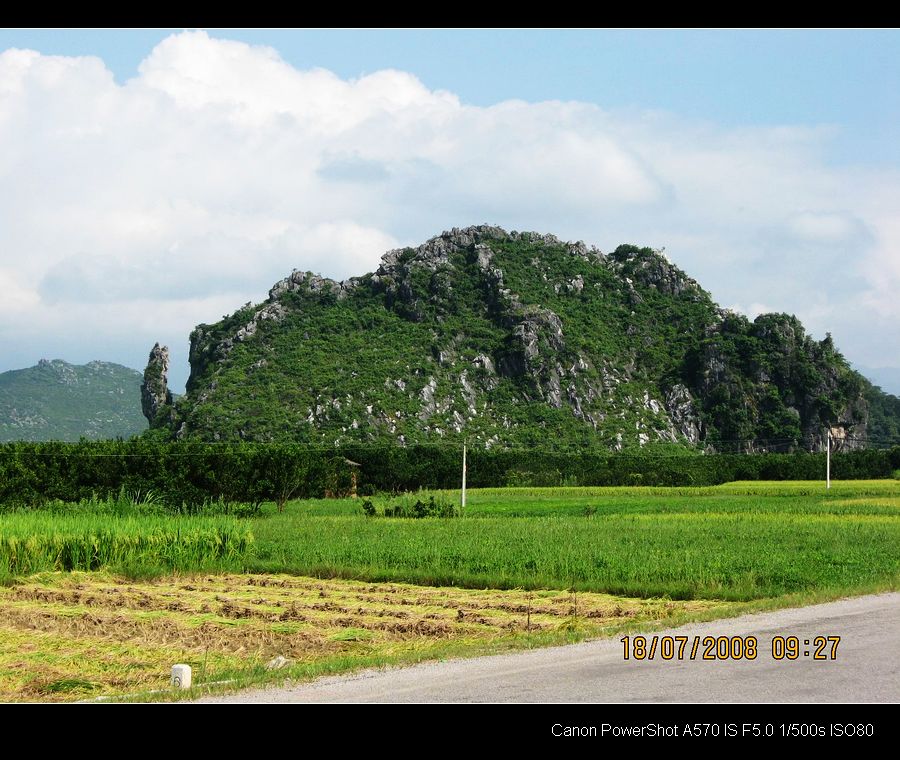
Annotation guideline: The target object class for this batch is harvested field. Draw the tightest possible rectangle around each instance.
[0,571,736,701]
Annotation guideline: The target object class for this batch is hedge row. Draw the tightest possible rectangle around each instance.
[1,441,898,510]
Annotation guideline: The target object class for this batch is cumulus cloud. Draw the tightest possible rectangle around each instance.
[787,211,866,245]
[0,270,40,314]
[1,31,898,390]
[728,303,776,321]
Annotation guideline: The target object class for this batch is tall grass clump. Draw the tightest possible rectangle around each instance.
[0,513,252,575]
[0,487,263,518]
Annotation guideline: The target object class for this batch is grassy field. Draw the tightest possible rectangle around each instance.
[0,480,897,701]
[249,480,900,600]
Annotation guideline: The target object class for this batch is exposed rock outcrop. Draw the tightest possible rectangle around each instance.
[164,225,886,449]
[141,343,173,424]
[664,384,702,444]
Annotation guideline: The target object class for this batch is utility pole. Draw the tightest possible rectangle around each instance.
[826,429,831,490]
[461,441,467,513]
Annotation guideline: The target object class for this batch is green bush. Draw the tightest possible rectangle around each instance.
[380,492,459,518]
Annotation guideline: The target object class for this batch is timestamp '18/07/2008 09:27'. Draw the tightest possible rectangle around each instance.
[620,635,841,661]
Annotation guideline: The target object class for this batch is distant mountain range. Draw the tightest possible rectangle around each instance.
[0,359,146,442]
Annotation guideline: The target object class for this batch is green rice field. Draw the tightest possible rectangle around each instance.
[0,513,251,577]
[1,481,897,600]
[247,480,900,600]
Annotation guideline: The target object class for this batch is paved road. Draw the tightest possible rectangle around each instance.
[203,593,899,703]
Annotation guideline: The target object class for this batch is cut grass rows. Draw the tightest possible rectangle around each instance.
[0,572,735,701]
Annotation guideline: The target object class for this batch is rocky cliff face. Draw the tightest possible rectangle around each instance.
[141,343,173,425]
[158,226,884,450]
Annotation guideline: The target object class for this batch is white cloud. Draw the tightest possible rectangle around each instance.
[0,269,40,314]
[729,303,775,321]
[1,30,898,390]
[787,211,864,245]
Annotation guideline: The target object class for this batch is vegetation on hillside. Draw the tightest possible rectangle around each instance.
[148,227,897,450]
[0,360,146,442]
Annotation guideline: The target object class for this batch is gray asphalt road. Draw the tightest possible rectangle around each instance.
[203,593,899,703]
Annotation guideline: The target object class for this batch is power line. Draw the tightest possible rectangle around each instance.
[3,441,897,458]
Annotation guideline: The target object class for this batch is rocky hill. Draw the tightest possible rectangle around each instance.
[0,360,147,442]
[144,226,899,451]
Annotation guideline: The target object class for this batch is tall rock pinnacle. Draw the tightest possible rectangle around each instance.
[141,343,173,424]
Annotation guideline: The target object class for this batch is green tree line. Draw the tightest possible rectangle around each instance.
[1,441,898,511]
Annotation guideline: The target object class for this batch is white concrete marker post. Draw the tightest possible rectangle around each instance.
[826,429,831,490]
[171,664,192,690]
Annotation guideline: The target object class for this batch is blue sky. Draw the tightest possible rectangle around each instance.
[0,29,898,392]
[2,29,897,162]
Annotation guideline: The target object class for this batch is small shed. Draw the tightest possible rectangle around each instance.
[323,458,362,499]
[344,458,361,498]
